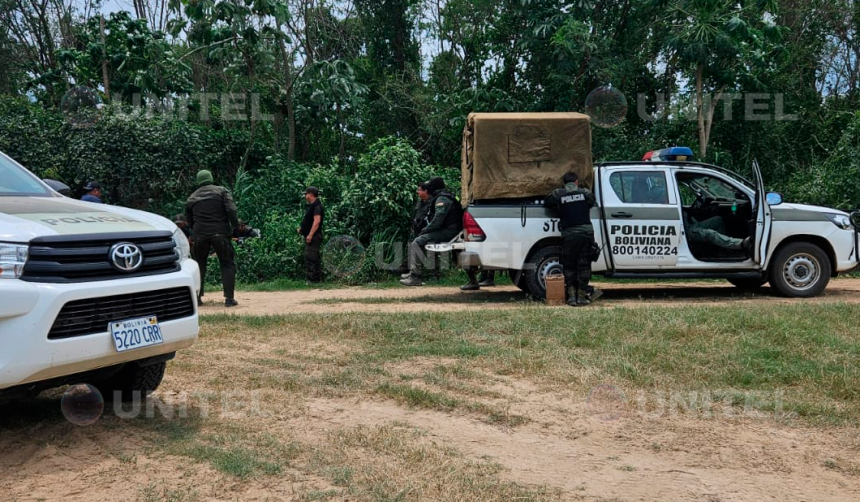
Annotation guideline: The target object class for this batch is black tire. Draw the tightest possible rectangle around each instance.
[768,242,831,298]
[95,361,166,402]
[524,246,563,300]
[510,270,529,293]
[727,278,767,291]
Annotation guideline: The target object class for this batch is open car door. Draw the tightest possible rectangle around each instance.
[752,159,772,266]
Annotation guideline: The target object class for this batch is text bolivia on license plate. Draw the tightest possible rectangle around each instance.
[110,316,164,352]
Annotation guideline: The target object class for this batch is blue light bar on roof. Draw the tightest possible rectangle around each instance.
[646,146,694,161]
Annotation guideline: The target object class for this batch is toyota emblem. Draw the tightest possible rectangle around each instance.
[109,242,143,272]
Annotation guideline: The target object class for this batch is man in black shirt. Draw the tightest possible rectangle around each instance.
[297,186,324,282]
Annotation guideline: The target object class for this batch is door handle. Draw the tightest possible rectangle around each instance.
[611,212,633,218]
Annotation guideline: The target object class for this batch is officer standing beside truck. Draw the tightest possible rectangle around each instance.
[186,169,240,307]
[545,172,601,306]
[401,177,463,286]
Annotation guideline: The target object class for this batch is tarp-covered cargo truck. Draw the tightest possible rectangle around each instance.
[461,112,594,203]
[429,113,860,300]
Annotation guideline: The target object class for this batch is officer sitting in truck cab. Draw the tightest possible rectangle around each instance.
[683,213,750,251]
[677,173,751,255]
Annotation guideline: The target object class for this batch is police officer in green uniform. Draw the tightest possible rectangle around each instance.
[684,213,749,250]
[401,177,463,286]
[185,170,240,307]
[545,172,600,306]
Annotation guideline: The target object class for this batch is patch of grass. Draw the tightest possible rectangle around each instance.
[126,410,300,480]
[136,483,200,502]
[376,383,459,410]
[375,382,528,427]
[179,442,282,478]
[199,303,860,424]
[313,424,560,501]
[301,490,343,501]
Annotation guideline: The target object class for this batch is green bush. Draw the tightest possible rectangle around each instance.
[787,112,860,210]
[200,137,458,284]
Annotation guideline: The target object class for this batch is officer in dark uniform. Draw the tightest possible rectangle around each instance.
[401,177,463,286]
[185,170,240,307]
[402,182,433,280]
[298,187,324,283]
[81,181,103,203]
[411,182,432,235]
[545,172,600,306]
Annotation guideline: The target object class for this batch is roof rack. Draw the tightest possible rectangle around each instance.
[594,161,755,187]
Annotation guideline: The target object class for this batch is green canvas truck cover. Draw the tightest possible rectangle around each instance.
[461,112,593,203]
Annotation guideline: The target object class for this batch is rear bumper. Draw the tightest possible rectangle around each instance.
[0,258,200,390]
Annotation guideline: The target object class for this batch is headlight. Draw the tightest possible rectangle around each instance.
[172,229,191,259]
[0,243,28,279]
[825,213,852,230]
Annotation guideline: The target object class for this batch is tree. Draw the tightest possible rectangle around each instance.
[664,0,784,158]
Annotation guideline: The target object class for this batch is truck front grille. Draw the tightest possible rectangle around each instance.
[22,231,180,283]
[48,287,195,339]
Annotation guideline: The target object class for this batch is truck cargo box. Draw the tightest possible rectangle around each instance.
[460,112,593,204]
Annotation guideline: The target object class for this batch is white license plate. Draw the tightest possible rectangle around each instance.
[110,316,164,352]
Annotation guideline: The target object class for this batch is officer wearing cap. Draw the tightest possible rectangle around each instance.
[545,172,600,306]
[297,186,324,283]
[401,177,463,286]
[185,170,240,307]
[81,181,103,203]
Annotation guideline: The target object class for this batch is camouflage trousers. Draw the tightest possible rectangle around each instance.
[688,216,744,250]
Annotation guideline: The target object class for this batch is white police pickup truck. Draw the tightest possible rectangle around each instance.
[0,151,200,401]
[435,148,860,299]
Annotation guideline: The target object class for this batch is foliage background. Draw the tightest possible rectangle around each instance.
[0,0,858,282]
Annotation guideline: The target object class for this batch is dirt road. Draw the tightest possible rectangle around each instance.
[200,277,860,315]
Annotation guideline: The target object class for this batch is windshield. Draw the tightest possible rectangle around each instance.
[0,154,51,196]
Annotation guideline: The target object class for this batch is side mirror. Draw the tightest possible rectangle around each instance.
[850,211,860,230]
[765,192,782,206]
[43,179,71,197]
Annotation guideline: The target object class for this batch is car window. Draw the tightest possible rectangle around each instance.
[679,173,745,202]
[677,182,697,206]
[609,171,669,204]
[0,155,50,196]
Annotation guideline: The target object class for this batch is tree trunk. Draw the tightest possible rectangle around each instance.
[276,34,297,162]
[99,15,110,101]
[695,62,707,159]
[703,85,726,158]
[336,101,345,161]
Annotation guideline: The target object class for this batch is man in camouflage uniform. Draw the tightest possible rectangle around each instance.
[684,213,749,250]
[186,169,240,307]
[401,177,463,286]
[545,172,600,306]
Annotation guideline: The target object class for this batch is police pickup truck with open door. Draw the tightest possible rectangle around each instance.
[432,147,860,299]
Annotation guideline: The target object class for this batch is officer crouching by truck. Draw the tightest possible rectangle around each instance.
[545,172,602,306]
